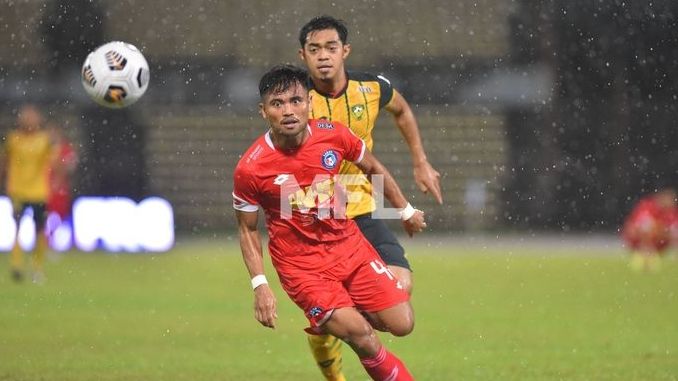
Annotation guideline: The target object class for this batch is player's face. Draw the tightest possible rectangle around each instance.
[299,28,350,81]
[260,83,310,139]
[17,106,43,132]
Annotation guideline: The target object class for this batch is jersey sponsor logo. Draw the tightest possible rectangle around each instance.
[321,149,339,170]
[316,121,334,129]
[273,174,290,185]
[351,104,365,120]
[358,85,372,93]
[247,145,263,163]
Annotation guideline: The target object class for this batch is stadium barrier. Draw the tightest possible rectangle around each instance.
[0,196,174,253]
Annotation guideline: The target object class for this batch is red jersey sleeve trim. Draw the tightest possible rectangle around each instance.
[353,140,366,163]
[232,192,259,212]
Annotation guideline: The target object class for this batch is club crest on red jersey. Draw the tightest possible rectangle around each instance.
[308,306,324,317]
[321,149,338,170]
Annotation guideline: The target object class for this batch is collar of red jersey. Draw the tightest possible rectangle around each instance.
[264,124,312,150]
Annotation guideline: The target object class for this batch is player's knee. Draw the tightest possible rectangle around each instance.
[388,303,415,337]
[328,311,371,341]
[389,314,414,337]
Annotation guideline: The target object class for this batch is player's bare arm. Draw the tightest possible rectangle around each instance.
[235,209,277,329]
[354,149,427,237]
[385,90,443,204]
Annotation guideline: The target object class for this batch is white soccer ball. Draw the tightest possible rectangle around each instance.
[81,41,150,108]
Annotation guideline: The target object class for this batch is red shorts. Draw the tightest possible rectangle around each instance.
[274,233,409,328]
[622,220,670,252]
[623,235,670,252]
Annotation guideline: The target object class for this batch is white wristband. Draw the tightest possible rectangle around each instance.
[399,203,416,221]
[251,274,268,290]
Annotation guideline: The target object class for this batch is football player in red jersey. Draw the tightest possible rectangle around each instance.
[233,65,426,381]
[46,122,78,244]
[621,188,678,271]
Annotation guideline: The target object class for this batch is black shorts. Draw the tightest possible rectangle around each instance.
[354,214,411,271]
[12,201,48,230]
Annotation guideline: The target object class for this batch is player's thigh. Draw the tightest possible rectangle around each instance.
[323,307,372,339]
[388,264,413,294]
[344,255,409,317]
[277,268,353,328]
[355,215,414,293]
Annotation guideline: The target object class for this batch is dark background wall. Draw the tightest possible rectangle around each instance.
[1,0,676,233]
[504,0,678,231]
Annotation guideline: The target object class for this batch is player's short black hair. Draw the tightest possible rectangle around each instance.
[258,64,309,98]
[298,15,348,47]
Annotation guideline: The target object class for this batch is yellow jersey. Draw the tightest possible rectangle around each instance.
[308,71,395,218]
[3,130,53,202]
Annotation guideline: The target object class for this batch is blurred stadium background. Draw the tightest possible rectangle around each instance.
[2,0,677,237]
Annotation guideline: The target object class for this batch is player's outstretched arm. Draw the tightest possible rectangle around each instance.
[354,149,427,237]
[235,209,277,329]
[385,91,443,204]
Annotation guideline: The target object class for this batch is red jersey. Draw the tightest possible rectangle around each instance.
[622,196,678,251]
[233,119,366,271]
[48,141,77,217]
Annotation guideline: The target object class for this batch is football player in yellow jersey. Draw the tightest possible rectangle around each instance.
[298,15,443,381]
[0,104,55,284]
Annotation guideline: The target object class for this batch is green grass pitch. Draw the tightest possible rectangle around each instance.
[1,238,677,380]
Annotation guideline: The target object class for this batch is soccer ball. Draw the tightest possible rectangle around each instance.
[81,41,150,108]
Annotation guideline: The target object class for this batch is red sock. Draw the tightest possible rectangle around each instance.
[360,346,414,381]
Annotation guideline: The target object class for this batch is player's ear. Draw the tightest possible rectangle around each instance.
[298,47,306,62]
[258,103,266,119]
[342,43,351,59]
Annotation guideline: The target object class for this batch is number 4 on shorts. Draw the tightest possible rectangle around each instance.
[370,260,403,289]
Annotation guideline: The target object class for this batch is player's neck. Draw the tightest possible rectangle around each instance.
[270,127,310,151]
[312,71,348,98]
[19,127,40,134]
